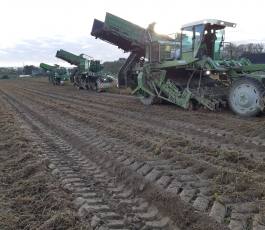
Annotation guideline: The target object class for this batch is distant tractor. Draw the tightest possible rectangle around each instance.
[40,63,69,86]
[91,13,265,117]
[56,49,114,91]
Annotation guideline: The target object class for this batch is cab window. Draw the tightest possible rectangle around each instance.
[194,25,204,55]
[181,26,193,53]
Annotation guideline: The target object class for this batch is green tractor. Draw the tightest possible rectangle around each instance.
[56,49,113,91]
[91,13,265,117]
[40,63,69,86]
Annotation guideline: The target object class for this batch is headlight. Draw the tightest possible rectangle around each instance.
[205,70,211,75]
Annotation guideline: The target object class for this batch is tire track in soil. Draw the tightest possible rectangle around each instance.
[15,79,265,140]
[0,90,179,229]
[21,87,265,159]
[16,87,265,179]
[0,96,88,230]
[16,88,265,230]
[2,81,265,229]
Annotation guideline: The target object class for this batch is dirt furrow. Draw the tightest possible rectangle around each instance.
[15,79,265,138]
[1,79,264,230]
[1,82,264,226]
[1,89,180,229]
[0,94,88,230]
[17,85,265,159]
[15,87,265,176]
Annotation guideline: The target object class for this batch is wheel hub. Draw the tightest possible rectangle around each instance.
[238,93,249,106]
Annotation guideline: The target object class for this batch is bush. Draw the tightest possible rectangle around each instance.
[1,75,9,79]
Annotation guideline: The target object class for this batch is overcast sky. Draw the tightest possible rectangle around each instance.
[0,0,265,67]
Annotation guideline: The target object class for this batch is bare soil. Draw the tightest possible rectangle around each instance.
[1,77,265,229]
[0,92,87,230]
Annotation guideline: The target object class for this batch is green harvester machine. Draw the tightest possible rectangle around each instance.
[91,13,265,117]
[56,49,113,91]
[40,63,69,85]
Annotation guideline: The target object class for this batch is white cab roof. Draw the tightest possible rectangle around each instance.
[181,19,236,29]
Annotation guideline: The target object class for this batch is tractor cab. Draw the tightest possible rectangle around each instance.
[180,19,236,61]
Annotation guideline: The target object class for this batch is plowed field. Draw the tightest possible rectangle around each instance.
[1,78,265,230]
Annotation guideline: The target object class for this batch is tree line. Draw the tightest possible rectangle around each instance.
[222,43,265,59]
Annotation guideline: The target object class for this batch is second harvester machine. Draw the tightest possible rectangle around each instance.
[56,49,113,91]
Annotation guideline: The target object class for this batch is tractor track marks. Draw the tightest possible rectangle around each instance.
[1,90,178,230]
[16,81,265,134]
[0,86,224,229]
[19,86,265,159]
[1,80,265,229]
[15,87,265,175]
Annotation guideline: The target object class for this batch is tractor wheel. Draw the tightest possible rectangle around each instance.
[75,81,83,90]
[81,79,87,90]
[91,82,98,91]
[139,95,157,105]
[228,77,265,117]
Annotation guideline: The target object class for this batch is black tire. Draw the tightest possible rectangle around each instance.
[56,78,60,85]
[91,82,98,91]
[96,80,102,93]
[229,77,265,117]
[80,79,87,90]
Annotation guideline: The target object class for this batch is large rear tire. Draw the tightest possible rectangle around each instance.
[229,77,265,117]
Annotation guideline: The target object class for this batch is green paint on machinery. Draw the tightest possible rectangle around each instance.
[39,63,69,85]
[91,13,265,117]
[55,49,111,91]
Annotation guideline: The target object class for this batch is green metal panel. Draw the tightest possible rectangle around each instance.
[104,13,146,46]
[242,63,265,72]
[40,63,57,71]
[56,49,84,67]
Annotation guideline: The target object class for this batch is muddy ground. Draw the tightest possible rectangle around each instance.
[0,84,88,229]
[1,78,265,230]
